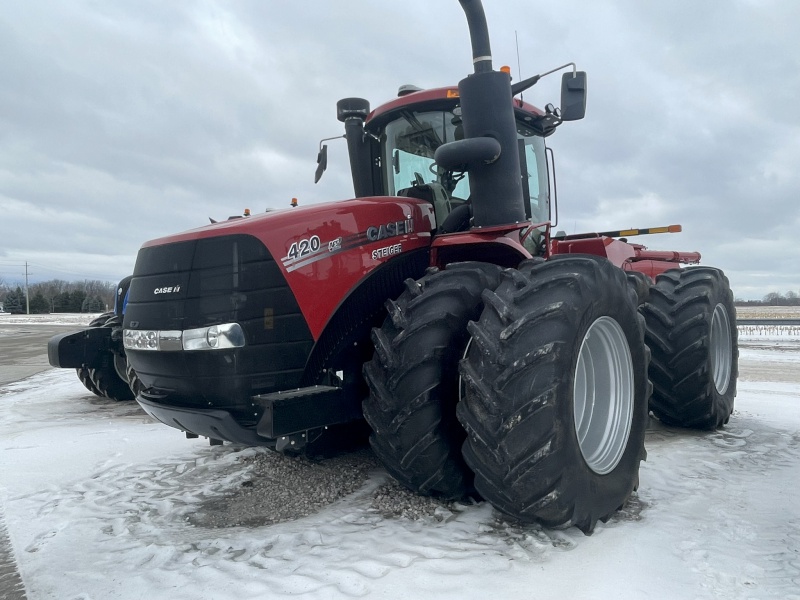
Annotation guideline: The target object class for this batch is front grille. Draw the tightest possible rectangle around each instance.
[124,234,313,413]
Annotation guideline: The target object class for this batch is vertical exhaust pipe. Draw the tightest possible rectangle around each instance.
[435,1,526,228]
[458,0,493,73]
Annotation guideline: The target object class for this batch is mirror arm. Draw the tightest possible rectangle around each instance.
[319,135,345,151]
[511,62,577,97]
[314,135,346,184]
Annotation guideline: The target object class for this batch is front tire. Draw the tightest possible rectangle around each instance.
[87,352,135,401]
[641,267,738,429]
[458,256,650,533]
[76,312,113,397]
[362,262,503,498]
[75,312,134,402]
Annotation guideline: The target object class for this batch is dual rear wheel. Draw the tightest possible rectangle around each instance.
[364,257,739,532]
[363,256,650,532]
[642,267,738,429]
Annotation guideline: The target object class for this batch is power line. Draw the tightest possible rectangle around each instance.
[0,260,124,282]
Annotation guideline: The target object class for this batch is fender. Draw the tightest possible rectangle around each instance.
[431,223,532,269]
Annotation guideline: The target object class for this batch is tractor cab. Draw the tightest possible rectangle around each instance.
[321,87,560,234]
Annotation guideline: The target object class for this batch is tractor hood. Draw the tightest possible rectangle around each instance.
[131,196,436,340]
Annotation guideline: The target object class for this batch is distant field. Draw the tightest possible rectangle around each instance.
[735,306,800,319]
[0,313,99,326]
[735,306,800,337]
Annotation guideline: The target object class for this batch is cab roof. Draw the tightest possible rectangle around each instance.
[366,86,545,130]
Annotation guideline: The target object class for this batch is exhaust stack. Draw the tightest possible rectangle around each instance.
[435,0,526,228]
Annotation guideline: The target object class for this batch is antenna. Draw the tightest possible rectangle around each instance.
[515,31,523,101]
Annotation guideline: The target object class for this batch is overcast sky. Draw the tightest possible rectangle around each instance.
[1,0,798,300]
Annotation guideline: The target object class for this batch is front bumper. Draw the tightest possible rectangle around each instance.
[137,395,270,446]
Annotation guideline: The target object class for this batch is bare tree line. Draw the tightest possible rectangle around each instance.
[735,291,800,307]
[0,278,116,313]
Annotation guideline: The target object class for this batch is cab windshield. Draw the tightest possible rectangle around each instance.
[381,109,550,223]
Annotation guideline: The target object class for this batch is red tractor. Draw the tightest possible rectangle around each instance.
[49,0,737,533]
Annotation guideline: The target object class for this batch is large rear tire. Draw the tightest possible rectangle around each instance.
[641,267,738,429]
[457,256,650,533]
[363,262,503,498]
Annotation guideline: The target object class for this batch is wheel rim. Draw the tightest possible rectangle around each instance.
[710,303,732,395]
[573,317,634,475]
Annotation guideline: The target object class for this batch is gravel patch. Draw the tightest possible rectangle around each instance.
[188,448,381,528]
[370,479,468,522]
[188,447,464,529]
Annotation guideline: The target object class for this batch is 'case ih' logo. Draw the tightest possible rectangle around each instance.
[153,285,181,295]
[366,219,413,242]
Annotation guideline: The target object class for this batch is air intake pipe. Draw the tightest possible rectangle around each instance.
[337,97,373,198]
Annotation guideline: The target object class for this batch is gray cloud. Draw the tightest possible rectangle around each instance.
[1,0,798,299]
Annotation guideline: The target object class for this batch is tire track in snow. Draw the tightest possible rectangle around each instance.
[0,504,28,600]
[643,416,800,598]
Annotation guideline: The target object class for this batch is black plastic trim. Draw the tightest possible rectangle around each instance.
[137,395,273,446]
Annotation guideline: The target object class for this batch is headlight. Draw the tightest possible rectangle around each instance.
[123,323,245,352]
[182,323,246,351]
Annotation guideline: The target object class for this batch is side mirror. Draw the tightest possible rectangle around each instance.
[314,145,328,184]
[560,71,587,121]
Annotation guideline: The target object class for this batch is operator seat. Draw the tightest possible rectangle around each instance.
[397,182,453,231]
[439,202,471,233]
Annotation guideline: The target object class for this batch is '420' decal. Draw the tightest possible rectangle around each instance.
[286,235,321,260]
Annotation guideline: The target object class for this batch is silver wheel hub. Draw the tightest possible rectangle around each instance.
[710,303,732,395]
[573,317,634,475]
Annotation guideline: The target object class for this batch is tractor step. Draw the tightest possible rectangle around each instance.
[253,385,362,439]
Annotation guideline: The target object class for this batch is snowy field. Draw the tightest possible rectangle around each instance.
[0,323,798,599]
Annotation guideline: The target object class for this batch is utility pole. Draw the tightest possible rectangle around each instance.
[24,262,30,315]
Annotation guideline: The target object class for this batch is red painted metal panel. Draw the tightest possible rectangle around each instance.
[632,249,702,263]
[623,260,677,280]
[550,235,701,274]
[430,224,532,268]
[550,236,636,268]
[141,197,436,340]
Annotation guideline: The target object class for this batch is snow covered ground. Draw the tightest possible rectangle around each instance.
[0,329,798,599]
